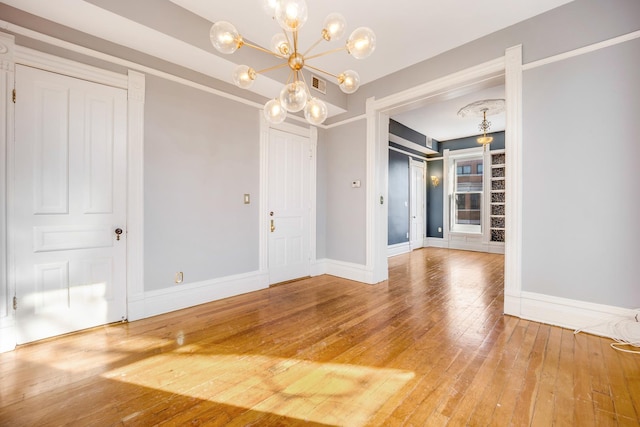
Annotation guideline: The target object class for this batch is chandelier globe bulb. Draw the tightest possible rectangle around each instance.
[261,0,279,17]
[210,21,242,54]
[264,98,287,124]
[304,97,328,125]
[346,27,376,59]
[338,70,360,94]
[270,33,290,56]
[275,0,308,32]
[279,81,308,112]
[232,65,256,89]
[322,13,346,41]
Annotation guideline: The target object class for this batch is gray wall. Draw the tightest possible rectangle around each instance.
[144,75,260,290]
[323,121,367,264]
[521,37,640,308]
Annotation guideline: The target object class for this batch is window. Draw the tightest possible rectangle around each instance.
[451,156,483,233]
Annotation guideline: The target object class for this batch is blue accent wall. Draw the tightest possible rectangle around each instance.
[388,149,409,245]
[426,159,444,238]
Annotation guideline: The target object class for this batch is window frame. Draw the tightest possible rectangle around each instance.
[446,147,485,235]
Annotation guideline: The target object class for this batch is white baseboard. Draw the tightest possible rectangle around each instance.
[517,291,639,338]
[423,236,505,254]
[388,242,411,257]
[425,237,445,248]
[324,259,373,284]
[0,321,16,353]
[310,259,327,277]
[129,270,269,320]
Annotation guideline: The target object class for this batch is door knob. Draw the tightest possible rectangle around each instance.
[270,220,275,233]
[115,228,123,241]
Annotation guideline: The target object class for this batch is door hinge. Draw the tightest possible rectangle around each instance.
[13,296,17,310]
[12,89,16,103]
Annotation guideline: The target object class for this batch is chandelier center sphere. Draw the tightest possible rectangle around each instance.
[288,53,305,71]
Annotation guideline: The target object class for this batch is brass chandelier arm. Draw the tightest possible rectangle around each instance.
[255,61,291,75]
[304,64,339,80]
[302,36,326,57]
[242,40,288,59]
[293,30,299,55]
[304,45,347,61]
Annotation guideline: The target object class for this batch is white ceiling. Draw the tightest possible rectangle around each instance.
[393,84,506,142]
[169,0,573,85]
[3,0,573,133]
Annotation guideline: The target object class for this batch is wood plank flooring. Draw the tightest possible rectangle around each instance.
[1,248,638,426]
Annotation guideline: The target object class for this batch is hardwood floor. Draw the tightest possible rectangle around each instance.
[1,248,638,426]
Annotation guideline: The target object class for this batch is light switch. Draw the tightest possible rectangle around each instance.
[244,194,250,204]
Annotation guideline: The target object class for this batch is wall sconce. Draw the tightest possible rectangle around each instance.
[431,176,440,187]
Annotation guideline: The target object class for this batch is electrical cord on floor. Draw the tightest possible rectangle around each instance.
[574,309,640,355]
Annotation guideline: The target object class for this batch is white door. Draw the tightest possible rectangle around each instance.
[409,159,425,250]
[13,65,127,344]
[267,128,311,284]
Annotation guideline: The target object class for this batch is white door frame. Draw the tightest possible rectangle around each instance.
[258,115,317,282]
[0,35,145,351]
[365,46,523,318]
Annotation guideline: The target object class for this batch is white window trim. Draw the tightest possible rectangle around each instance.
[443,146,486,239]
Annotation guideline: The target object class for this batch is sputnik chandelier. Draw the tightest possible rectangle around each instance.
[209,0,376,125]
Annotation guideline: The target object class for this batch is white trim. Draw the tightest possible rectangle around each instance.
[324,113,367,129]
[125,71,145,321]
[522,30,640,71]
[132,270,268,319]
[15,45,127,89]
[388,242,411,257]
[365,101,389,284]
[310,259,327,277]
[325,259,373,284]
[519,291,639,339]
[367,54,509,308]
[373,58,505,113]
[0,32,15,353]
[425,237,445,248]
[388,146,428,161]
[504,45,523,317]
[389,133,438,156]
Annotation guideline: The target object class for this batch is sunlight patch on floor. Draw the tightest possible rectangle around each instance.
[102,352,415,425]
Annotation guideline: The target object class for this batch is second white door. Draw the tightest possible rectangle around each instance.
[409,159,425,250]
[267,128,312,285]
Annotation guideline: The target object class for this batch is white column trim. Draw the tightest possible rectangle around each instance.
[0,32,15,352]
[126,70,145,321]
[504,45,523,316]
[367,55,508,290]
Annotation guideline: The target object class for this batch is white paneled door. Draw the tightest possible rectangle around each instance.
[267,128,311,285]
[13,65,127,344]
[410,159,425,250]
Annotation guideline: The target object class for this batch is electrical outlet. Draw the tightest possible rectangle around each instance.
[175,272,183,284]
